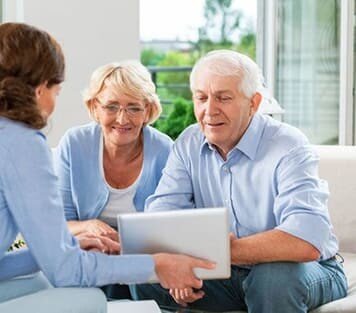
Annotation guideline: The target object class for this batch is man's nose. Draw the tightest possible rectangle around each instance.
[205,97,219,115]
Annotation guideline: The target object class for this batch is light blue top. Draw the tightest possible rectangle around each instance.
[0,117,154,285]
[146,113,338,260]
[53,123,173,220]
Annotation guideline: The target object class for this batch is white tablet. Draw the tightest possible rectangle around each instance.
[117,207,231,282]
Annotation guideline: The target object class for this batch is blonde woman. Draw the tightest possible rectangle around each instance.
[54,61,172,244]
[53,61,176,299]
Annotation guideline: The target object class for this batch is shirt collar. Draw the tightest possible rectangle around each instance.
[200,112,266,160]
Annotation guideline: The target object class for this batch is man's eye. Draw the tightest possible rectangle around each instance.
[219,97,232,102]
[195,96,207,101]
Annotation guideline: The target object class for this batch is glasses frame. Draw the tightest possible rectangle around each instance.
[95,98,146,118]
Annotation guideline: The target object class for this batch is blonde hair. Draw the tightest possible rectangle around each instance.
[83,60,161,124]
[190,50,263,99]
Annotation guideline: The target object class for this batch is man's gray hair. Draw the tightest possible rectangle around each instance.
[190,50,264,98]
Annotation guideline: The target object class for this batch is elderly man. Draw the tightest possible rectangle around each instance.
[133,50,347,313]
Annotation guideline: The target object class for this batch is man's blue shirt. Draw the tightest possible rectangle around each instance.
[146,112,338,260]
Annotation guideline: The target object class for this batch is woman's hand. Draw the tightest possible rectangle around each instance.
[96,235,120,254]
[77,232,120,254]
[169,287,205,307]
[153,253,215,290]
[77,232,106,252]
[68,219,118,242]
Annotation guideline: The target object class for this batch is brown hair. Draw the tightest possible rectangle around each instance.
[0,23,65,129]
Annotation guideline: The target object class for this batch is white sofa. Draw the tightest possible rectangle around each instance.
[311,145,356,313]
[227,145,356,313]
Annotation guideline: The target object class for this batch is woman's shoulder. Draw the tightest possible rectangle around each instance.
[0,117,46,147]
[142,126,173,165]
[143,125,173,148]
[61,122,100,143]
[0,118,49,165]
[64,122,101,139]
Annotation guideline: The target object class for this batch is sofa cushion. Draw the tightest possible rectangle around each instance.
[315,145,356,253]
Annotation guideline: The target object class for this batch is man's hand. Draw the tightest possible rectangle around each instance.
[169,287,205,307]
[153,253,215,289]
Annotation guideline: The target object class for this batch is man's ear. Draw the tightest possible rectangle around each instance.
[250,92,262,115]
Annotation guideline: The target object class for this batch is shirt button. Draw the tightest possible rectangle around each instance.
[223,166,229,172]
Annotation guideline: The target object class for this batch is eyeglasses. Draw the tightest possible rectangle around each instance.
[95,98,145,117]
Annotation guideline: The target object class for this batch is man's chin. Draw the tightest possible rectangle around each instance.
[205,136,224,149]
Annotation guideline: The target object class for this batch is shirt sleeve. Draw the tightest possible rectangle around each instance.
[52,133,78,221]
[0,249,39,281]
[274,145,337,259]
[145,140,195,211]
[3,132,154,286]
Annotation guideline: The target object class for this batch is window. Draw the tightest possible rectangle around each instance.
[261,0,355,145]
[141,0,355,144]
[276,0,341,144]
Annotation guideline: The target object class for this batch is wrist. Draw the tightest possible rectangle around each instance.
[153,253,164,271]
[67,220,83,236]
[230,238,239,265]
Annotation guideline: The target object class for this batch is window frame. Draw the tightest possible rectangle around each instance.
[2,0,24,22]
[339,0,355,144]
[257,0,277,99]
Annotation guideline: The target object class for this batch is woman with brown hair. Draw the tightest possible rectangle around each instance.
[0,22,214,312]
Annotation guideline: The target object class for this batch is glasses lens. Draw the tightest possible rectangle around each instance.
[97,98,145,117]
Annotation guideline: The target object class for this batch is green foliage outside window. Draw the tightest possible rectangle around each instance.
[8,238,26,252]
[155,51,197,100]
[141,49,165,66]
[154,98,196,140]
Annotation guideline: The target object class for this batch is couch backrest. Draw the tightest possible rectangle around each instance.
[315,145,356,253]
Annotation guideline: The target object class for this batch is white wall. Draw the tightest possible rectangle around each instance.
[3,0,140,146]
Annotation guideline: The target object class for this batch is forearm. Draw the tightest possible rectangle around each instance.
[231,229,320,265]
